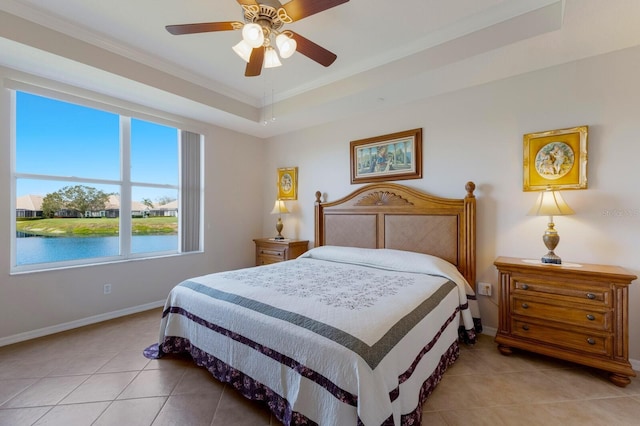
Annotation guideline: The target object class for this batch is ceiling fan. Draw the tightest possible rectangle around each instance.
[166,0,350,77]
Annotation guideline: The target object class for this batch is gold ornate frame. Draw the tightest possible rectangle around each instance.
[523,126,588,191]
[277,167,298,200]
[350,128,422,184]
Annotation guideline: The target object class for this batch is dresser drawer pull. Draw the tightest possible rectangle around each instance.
[521,303,529,309]
[522,324,530,331]
[587,338,596,345]
[521,284,529,290]
[586,293,596,300]
[586,314,596,321]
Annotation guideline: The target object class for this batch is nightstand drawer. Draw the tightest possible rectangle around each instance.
[514,279,609,306]
[512,296,610,331]
[511,319,610,356]
[258,247,286,257]
[257,253,284,265]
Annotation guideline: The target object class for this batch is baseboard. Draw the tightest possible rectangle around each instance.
[481,326,497,336]
[0,300,165,348]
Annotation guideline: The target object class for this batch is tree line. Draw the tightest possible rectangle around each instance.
[41,185,175,218]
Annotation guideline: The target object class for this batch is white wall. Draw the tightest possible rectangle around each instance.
[262,46,640,360]
[1,34,638,367]
[0,72,266,344]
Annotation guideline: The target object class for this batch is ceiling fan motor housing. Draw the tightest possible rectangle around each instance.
[242,4,289,41]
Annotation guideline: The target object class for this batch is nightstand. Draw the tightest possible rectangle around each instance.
[494,256,637,387]
[253,238,309,266]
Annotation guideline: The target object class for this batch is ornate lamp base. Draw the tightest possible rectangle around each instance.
[274,217,284,240]
[541,221,561,264]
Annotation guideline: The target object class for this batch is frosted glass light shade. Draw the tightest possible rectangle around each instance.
[232,40,252,62]
[264,47,282,68]
[276,34,297,59]
[242,23,264,48]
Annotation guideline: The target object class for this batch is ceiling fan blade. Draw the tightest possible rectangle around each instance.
[166,22,242,35]
[288,31,337,67]
[245,47,265,77]
[236,0,258,6]
[281,0,349,22]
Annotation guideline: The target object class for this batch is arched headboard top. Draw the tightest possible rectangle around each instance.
[314,182,476,288]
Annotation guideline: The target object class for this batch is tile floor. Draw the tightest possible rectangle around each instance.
[1,308,639,425]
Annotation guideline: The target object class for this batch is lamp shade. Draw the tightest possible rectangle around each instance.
[232,40,253,62]
[528,189,574,217]
[270,199,289,215]
[264,47,282,68]
[242,23,264,48]
[276,33,297,59]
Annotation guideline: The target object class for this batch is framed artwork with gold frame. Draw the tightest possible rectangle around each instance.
[350,128,422,184]
[523,125,588,191]
[277,167,298,200]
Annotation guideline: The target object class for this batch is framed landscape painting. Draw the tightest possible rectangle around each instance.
[350,128,422,184]
[523,125,588,191]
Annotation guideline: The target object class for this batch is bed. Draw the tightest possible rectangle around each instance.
[146,182,480,425]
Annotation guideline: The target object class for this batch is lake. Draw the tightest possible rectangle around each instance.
[16,235,178,265]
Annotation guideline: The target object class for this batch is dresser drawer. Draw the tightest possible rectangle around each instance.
[257,252,284,265]
[512,296,610,331]
[513,279,609,306]
[511,319,611,356]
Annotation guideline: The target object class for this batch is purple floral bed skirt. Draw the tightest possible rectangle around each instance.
[144,337,459,426]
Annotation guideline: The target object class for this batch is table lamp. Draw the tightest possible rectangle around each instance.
[270,199,289,240]
[528,188,574,264]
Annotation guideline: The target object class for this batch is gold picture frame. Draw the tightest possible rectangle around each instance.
[523,126,588,191]
[350,128,422,184]
[277,167,298,200]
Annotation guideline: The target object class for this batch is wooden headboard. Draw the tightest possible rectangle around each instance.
[314,182,476,288]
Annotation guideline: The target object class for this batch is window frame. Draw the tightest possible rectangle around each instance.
[9,83,203,274]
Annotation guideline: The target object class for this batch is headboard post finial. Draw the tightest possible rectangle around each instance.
[315,191,322,204]
[465,181,476,198]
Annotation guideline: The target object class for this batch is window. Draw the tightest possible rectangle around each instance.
[12,90,202,272]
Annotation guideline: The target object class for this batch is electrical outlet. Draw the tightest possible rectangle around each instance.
[477,282,492,297]
[104,283,112,295]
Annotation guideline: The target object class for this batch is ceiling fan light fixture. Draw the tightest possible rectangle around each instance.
[264,47,282,68]
[232,40,253,62]
[276,33,297,59]
[242,23,264,48]
[166,0,351,77]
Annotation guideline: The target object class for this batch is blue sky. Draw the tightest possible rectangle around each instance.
[16,91,179,202]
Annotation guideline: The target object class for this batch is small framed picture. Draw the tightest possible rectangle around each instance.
[350,128,422,184]
[277,167,298,200]
[523,126,588,191]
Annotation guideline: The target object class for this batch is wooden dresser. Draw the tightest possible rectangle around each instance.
[253,238,309,266]
[494,256,637,386]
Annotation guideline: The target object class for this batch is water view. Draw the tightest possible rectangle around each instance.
[16,235,178,265]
